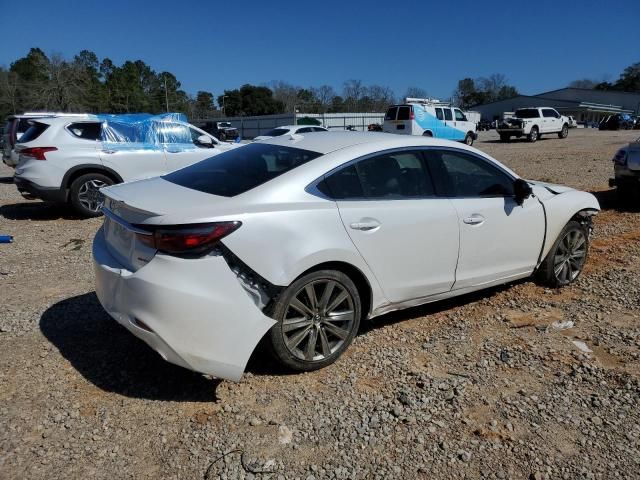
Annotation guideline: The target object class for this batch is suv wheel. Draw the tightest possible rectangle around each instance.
[218,132,227,142]
[558,124,569,139]
[267,270,361,372]
[499,134,510,142]
[69,173,114,217]
[527,127,539,142]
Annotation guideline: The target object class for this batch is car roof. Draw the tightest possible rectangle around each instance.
[259,131,475,155]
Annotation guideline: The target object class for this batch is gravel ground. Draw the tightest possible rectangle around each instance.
[1,128,639,480]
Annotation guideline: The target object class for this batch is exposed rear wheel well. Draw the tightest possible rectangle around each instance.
[301,261,372,320]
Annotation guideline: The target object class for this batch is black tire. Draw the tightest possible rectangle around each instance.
[616,183,636,204]
[537,220,589,288]
[464,133,474,146]
[69,173,114,217]
[267,269,362,372]
[218,132,227,142]
[422,131,433,137]
[499,133,510,142]
[558,124,569,139]
[527,127,539,143]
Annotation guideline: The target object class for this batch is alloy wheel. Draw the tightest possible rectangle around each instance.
[553,229,587,284]
[282,279,356,362]
[77,179,108,213]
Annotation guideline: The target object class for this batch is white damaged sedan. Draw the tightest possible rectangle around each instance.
[93,132,599,381]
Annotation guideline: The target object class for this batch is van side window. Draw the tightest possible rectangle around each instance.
[443,109,453,121]
[435,108,444,121]
[385,107,398,121]
[454,109,466,121]
[397,106,411,121]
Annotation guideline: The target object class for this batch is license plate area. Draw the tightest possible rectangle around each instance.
[104,216,135,267]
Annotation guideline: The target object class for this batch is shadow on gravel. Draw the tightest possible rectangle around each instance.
[591,189,640,213]
[40,292,220,402]
[359,281,519,335]
[0,202,82,221]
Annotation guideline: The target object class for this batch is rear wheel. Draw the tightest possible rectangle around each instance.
[499,133,510,142]
[69,173,114,217]
[538,220,588,287]
[422,131,433,137]
[267,270,361,372]
[218,132,227,142]
[527,127,539,142]
[558,124,569,139]
[464,133,474,146]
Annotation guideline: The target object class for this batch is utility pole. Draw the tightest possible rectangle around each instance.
[164,75,169,112]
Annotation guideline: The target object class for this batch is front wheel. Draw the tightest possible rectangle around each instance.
[537,220,589,287]
[69,173,114,217]
[499,133,510,142]
[527,127,539,142]
[267,270,361,372]
[558,124,569,139]
[464,133,474,146]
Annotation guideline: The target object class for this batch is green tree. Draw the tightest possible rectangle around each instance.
[218,84,284,116]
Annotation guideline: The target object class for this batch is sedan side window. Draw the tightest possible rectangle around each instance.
[426,150,514,198]
[355,151,434,199]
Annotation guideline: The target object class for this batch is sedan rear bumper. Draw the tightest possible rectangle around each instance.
[92,227,276,381]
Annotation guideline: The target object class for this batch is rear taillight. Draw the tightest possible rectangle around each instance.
[135,221,241,255]
[20,147,58,160]
[613,149,628,166]
[410,108,415,120]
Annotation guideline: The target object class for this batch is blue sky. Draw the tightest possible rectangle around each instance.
[1,0,638,101]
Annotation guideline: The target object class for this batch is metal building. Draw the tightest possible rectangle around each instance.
[473,88,640,123]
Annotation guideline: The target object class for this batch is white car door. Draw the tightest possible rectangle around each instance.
[326,150,460,303]
[161,123,221,173]
[454,108,475,135]
[541,109,559,133]
[424,148,545,289]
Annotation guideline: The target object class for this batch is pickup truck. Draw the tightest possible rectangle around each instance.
[497,107,570,143]
[195,121,239,141]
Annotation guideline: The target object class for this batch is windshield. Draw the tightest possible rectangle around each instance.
[163,143,322,197]
[263,128,289,137]
[514,109,540,119]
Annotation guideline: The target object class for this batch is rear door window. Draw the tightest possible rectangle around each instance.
[435,108,444,120]
[397,106,411,121]
[385,107,398,121]
[19,122,50,143]
[67,122,102,140]
[426,149,514,197]
[443,109,453,121]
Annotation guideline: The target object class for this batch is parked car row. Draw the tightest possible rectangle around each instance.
[610,136,640,201]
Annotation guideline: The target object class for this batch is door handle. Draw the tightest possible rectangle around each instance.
[102,149,116,154]
[350,221,380,231]
[463,215,485,225]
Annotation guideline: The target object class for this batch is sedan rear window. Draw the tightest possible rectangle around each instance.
[263,128,289,137]
[19,122,49,143]
[163,143,322,197]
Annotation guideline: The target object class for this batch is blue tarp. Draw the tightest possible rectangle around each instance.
[93,112,196,152]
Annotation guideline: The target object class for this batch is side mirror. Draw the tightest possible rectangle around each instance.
[197,135,214,147]
[514,178,532,205]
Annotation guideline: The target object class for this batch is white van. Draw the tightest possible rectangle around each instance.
[383,98,478,145]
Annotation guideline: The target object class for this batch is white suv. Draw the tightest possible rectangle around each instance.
[497,108,570,142]
[13,116,239,217]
